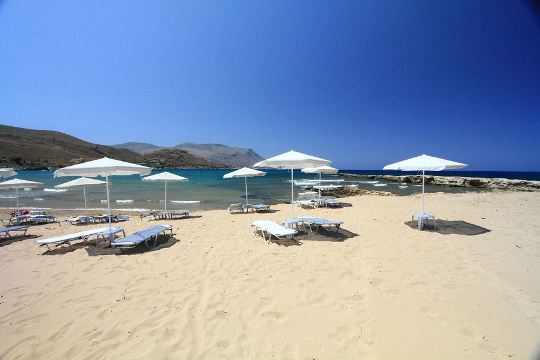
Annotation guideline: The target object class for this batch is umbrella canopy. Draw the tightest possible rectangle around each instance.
[55,177,108,189]
[142,172,188,211]
[0,178,44,207]
[54,157,152,239]
[254,150,331,216]
[223,167,266,205]
[301,166,338,174]
[223,167,266,179]
[0,168,17,178]
[383,154,467,172]
[383,154,468,213]
[55,177,107,215]
[253,150,330,169]
[54,157,151,177]
[142,171,188,182]
[301,166,339,198]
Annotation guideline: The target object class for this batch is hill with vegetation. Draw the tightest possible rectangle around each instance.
[0,125,228,169]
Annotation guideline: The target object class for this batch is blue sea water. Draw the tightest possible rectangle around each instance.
[0,169,537,211]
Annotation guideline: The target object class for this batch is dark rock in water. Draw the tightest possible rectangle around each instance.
[339,174,540,192]
[321,186,393,198]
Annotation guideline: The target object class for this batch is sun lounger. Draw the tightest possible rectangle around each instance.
[34,227,125,250]
[152,211,190,220]
[110,224,173,249]
[283,217,343,233]
[228,203,244,214]
[252,204,270,212]
[10,214,58,225]
[243,204,270,213]
[67,215,96,225]
[315,198,341,208]
[30,215,58,224]
[0,225,29,238]
[94,214,130,223]
[294,200,316,209]
[251,220,297,243]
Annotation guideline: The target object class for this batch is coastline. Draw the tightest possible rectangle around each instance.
[1,191,539,359]
[340,173,540,192]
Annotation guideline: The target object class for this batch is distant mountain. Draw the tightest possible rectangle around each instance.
[112,142,162,154]
[174,143,264,168]
[112,141,264,168]
[0,125,228,169]
[140,148,227,169]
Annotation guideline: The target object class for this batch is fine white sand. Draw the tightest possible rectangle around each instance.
[0,191,539,359]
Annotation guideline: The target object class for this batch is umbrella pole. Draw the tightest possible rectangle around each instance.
[83,187,87,216]
[319,172,322,199]
[245,177,248,205]
[16,188,19,208]
[164,182,167,211]
[106,175,112,241]
[422,170,425,213]
[291,169,294,217]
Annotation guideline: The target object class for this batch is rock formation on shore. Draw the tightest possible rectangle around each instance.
[321,185,394,198]
[340,173,540,192]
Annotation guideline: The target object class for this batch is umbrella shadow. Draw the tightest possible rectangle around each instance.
[85,234,179,256]
[297,227,359,242]
[404,220,491,236]
[269,227,359,246]
[253,209,280,214]
[40,241,86,255]
[0,234,40,248]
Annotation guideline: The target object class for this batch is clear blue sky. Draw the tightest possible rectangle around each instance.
[1,1,539,170]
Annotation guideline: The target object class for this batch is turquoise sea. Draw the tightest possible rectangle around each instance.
[0,169,537,212]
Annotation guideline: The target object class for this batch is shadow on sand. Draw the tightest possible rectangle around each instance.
[404,220,491,236]
[85,235,179,256]
[39,234,179,256]
[271,227,359,247]
[0,234,40,248]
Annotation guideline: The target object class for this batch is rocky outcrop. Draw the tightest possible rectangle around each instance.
[339,173,540,192]
[321,185,394,198]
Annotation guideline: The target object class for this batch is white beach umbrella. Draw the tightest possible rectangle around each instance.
[54,157,152,238]
[301,165,339,198]
[383,154,468,213]
[254,150,331,216]
[0,168,17,178]
[142,171,188,211]
[55,177,107,216]
[223,167,266,205]
[0,178,44,208]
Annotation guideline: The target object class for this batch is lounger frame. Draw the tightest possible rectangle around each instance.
[0,225,29,238]
[110,225,173,249]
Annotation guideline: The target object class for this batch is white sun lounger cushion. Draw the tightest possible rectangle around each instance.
[110,224,173,248]
[0,225,29,237]
[251,220,297,240]
[35,227,124,246]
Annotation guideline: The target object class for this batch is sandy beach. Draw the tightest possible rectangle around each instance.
[0,191,539,359]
